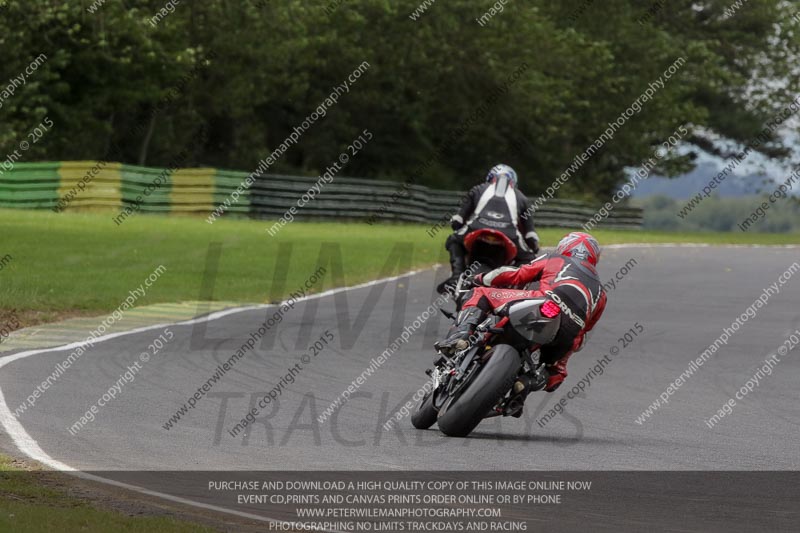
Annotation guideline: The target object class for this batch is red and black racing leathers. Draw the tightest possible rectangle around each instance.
[468,253,607,390]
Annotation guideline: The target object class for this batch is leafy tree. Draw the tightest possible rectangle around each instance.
[1,0,797,200]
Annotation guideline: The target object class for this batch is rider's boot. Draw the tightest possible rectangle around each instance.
[505,375,533,418]
[435,307,483,355]
[436,241,467,295]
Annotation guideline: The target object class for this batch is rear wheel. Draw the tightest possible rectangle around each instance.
[437,344,520,437]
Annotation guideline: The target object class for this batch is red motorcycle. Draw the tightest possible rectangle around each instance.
[452,228,524,311]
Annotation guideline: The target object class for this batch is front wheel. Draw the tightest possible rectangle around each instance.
[411,390,438,429]
[437,344,521,437]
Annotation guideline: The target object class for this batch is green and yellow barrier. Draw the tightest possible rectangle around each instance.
[0,161,644,228]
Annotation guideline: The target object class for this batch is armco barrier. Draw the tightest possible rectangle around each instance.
[0,162,642,228]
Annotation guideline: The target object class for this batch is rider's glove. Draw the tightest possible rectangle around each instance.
[472,273,485,286]
[526,237,540,255]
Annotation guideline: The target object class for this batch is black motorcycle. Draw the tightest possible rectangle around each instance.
[411,293,562,437]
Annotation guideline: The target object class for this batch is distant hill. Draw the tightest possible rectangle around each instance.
[629,161,773,199]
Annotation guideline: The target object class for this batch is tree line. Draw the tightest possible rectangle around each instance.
[1,0,798,200]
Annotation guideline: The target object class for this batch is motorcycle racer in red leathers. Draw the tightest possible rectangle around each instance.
[437,232,607,397]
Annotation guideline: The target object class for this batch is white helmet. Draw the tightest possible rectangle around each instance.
[486,164,518,186]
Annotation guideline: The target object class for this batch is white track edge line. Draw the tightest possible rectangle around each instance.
[0,266,430,529]
[1,241,798,524]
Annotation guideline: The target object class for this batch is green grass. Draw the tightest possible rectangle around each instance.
[1,208,798,313]
[0,455,216,532]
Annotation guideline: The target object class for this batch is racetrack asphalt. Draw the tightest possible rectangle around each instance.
[1,245,799,530]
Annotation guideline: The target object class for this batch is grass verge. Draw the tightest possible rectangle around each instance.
[0,454,217,533]
[1,208,798,318]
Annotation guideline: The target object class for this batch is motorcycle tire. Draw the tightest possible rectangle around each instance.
[437,344,520,437]
[410,390,438,429]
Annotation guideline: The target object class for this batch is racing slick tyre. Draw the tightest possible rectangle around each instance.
[437,344,520,437]
[411,390,438,429]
